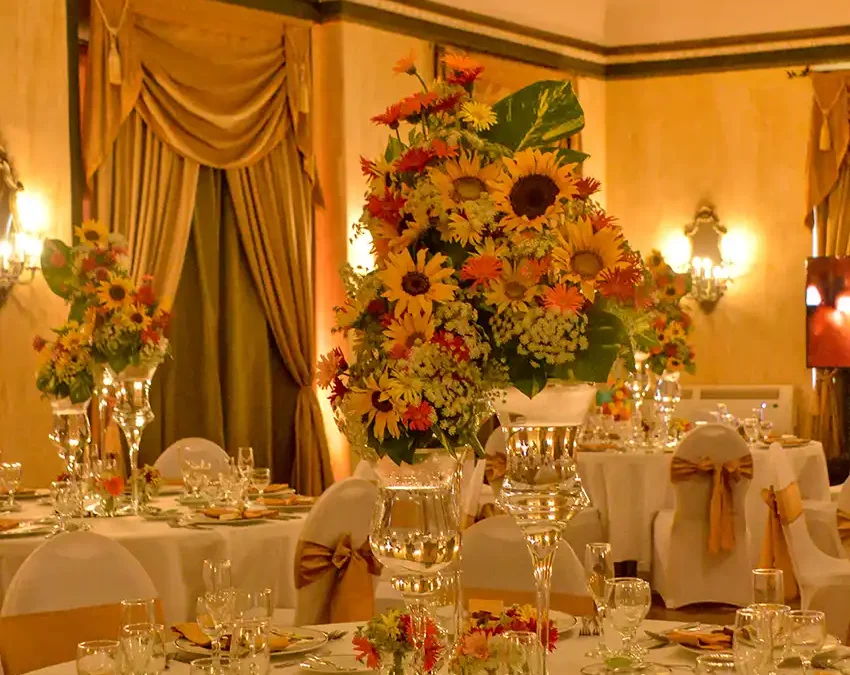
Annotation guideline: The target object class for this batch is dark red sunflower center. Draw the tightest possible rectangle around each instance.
[401,271,431,296]
[509,174,559,219]
[130,312,145,324]
[84,230,101,242]
[571,251,604,278]
[109,285,127,301]
[405,331,427,347]
[453,176,486,201]
[371,391,394,413]
[504,280,527,299]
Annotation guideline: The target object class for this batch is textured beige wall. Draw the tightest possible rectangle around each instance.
[0,0,73,486]
[603,69,813,426]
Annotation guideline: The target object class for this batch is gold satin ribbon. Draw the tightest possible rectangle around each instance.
[484,452,506,485]
[836,508,850,544]
[294,534,382,622]
[759,483,803,601]
[670,454,754,554]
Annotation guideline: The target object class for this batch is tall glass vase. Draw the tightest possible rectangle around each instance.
[370,450,461,675]
[93,366,116,463]
[112,363,157,515]
[626,352,654,448]
[48,398,91,475]
[654,370,682,448]
[494,381,596,675]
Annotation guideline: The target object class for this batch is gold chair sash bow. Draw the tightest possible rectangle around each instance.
[759,483,803,600]
[669,454,754,554]
[294,533,382,622]
[484,452,506,485]
[836,508,850,541]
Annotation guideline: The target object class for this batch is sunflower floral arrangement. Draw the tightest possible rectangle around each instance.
[40,220,171,374]
[450,605,558,675]
[32,322,96,403]
[352,609,443,675]
[641,249,696,374]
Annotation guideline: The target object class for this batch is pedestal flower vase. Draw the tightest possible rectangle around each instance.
[654,370,682,448]
[48,398,92,475]
[112,363,157,515]
[94,366,116,462]
[626,352,654,448]
[369,450,461,675]
[493,381,596,674]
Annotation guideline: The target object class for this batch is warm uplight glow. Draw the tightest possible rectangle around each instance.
[661,232,692,272]
[806,285,823,307]
[15,191,49,233]
[720,228,756,276]
[836,293,850,314]
[347,206,374,272]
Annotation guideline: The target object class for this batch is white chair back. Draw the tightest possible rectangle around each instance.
[837,474,850,514]
[293,477,377,626]
[461,515,590,612]
[461,460,487,526]
[154,437,230,479]
[351,459,378,483]
[664,424,752,606]
[1,532,157,616]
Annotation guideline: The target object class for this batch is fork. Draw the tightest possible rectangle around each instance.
[578,616,592,636]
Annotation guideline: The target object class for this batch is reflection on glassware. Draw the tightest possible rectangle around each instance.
[654,371,682,448]
[695,652,737,675]
[0,462,21,510]
[120,599,157,630]
[626,353,654,448]
[236,588,273,623]
[584,543,613,658]
[787,609,826,672]
[203,559,233,593]
[250,468,271,505]
[752,568,784,604]
[742,418,760,449]
[604,578,651,662]
[733,607,766,675]
[190,656,238,675]
[120,623,167,675]
[759,420,775,444]
[77,640,121,675]
[237,447,255,480]
[750,603,791,673]
[49,398,91,475]
[231,618,270,675]
[112,364,158,515]
[183,456,212,500]
[51,480,79,532]
[197,593,236,666]
[501,630,542,675]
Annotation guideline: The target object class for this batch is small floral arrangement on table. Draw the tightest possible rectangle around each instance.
[33,321,96,403]
[450,605,557,675]
[670,417,693,439]
[135,465,162,502]
[642,249,695,375]
[353,609,443,675]
[39,220,172,374]
[597,379,631,420]
[99,472,125,516]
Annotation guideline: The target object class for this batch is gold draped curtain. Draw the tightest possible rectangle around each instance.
[805,72,850,459]
[85,0,332,493]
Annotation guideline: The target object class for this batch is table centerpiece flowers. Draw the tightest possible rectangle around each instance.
[353,609,443,675]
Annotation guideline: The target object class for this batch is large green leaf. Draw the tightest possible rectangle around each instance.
[483,80,585,152]
[509,360,548,399]
[556,147,590,165]
[569,309,629,383]
[40,239,74,299]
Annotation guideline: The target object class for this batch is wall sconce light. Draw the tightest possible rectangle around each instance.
[0,148,42,307]
[683,204,732,312]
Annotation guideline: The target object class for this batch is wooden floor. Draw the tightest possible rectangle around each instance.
[646,594,800,624]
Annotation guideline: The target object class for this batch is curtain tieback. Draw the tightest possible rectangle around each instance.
[759,484,802,600]
[670,454,754,554]
[485,452,506,484]
[294,534,382,622]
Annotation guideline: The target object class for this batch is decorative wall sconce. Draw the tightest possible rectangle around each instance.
[0,145,42,308]
[683,204,732,312]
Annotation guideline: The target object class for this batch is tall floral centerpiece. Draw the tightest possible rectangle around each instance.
[40,221,171,513]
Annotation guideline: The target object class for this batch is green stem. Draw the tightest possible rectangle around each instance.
[414,72,428,91]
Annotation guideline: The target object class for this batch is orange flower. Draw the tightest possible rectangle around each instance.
[460,255,503,291]
[399,91,439,117]
[371,102,404,129]
[102,475,124,497]
[598,267,642,301]
[393,53,417,75]
[32,336,47,352]
[442,53,481,72]
[542,283,583,314]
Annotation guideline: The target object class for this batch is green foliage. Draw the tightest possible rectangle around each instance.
[40,239,74,299]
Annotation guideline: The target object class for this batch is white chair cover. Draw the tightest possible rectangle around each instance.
[351,459,378,483]
[652,424,753,608]
[461,460,487,526]
[767,443,850,610]
[293,477,377,626]
[154,438,230,479]
[461,515,589,604]
[1,532,158,616]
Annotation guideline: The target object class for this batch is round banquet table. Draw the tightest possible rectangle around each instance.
[576,441,830,570]
[0,494,308,623]
[26,618,735,675]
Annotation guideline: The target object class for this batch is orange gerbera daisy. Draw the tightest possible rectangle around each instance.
[542,283,583,314]
[460,255,503,291]
[393,53,417,75]
[442,53,481,72]
[598,267,642,302]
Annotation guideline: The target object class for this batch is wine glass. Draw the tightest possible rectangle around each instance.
[197,593,235,666]
[237,447,255,480]
[250,468,271,505]
[759,419,775,444]
[236,588,273,624]
[742,417,760,449]
[501,630,542,675]
[751,603,791,672]
[190,656,238,675]
[120,599,157,630]
[231,618,270,675]
[604,578,651,662]
[203,559,233,593]
[752,568,784,604]
[1,462,22,511]
[120,623,167,675]
[787,610,826,673]
[733,607,766,675]
[51,480,79,533]
[584,543,613,657]
[77,640,122,675]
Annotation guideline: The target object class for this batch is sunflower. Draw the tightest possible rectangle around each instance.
[378,249,456,315]
[446,213,484,246]
[120,304,152,332]
[74,220,109,247]
[430,152,500,208]
[96,273,135,311]
[663,322,687,342]
[485,260,540,312]
[646,249,666,273]
[383,311,436,355]
[491,149,577,232]
[349,371,402,441]
[552,219,624,299]
[459,101,497,131]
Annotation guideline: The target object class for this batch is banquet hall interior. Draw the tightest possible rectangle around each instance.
[4,0,850,674]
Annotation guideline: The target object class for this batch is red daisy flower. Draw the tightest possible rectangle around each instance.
[329,377,350,407]
[575,176,601,198]
[430,138,458,159]
[395,147,435,174]
[366,192,406,224]
[590,211,618,232]
[402,401,434,431]
[460,255,502,291]
[360,156,378,177]
[598,267,642,302]
[352,635,380,669]
[371,102,404,129]
[433,330,470,361]
[431,92,464,114]
[447,66,484,87]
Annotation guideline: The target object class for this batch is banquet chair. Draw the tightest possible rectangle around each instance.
[293,477,381,626]
[652,424,753,608]
[352,459,378,483]
[461,460,487,528]
[461,515,593,615]
[765,443,850,610]
[0,532,161,675]
[154,437,230,480]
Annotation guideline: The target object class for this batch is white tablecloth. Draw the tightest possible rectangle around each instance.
[25,618,732,675]
[0,495,307,623]
[577,442,830,569]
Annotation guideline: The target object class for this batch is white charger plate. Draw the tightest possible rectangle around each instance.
[676,631,840,656]
[175,627,326,658]
[551,610,578,635]
[0,522,53,538]
[300,655,374,674]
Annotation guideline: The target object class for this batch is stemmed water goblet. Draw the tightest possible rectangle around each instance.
[742,417,760,450]
[250,468,271,506]
[759,419,775,444]
[604,578,651,664]
[654,372,682,448]
[237,447,254,481]
[0,462,21,511]
[786,609,826,674]
[77,640,122,675]
[584,543,613,658]
[120,623,167,675]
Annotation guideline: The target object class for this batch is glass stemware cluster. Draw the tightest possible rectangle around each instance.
[0,462,22,512]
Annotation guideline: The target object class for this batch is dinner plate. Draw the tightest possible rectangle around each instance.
[300,655,374,674]
[157,485,185,496]
[675,632,840,656]
[0,522,54,538]
[191,516,269,526]
[175,627,327,658]
[1,489,47,501]
[550,610,578,635]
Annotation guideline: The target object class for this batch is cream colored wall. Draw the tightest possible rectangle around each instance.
[602,69,813,427]
[0,0,73,485]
